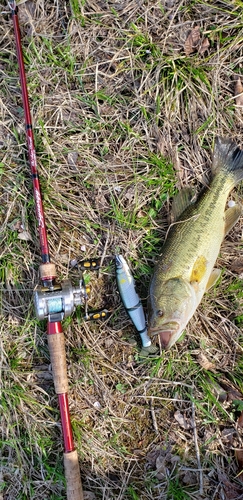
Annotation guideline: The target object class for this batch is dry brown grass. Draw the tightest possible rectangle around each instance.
[0,0,243,499]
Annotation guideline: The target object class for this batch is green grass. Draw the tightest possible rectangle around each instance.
[167,477,191,500]
[1,0,243,498]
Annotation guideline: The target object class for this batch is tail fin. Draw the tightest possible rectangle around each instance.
[212,136,243,184]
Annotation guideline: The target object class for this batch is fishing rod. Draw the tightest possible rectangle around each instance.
[9,2,85,498]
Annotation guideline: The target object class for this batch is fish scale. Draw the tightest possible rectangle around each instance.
[148,137,243,349]
[156,174,233,282]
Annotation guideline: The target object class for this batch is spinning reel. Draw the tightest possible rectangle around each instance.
[34,258,108,323]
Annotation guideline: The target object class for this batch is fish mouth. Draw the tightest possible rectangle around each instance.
[115,254,123,268]
[149,322,180,349]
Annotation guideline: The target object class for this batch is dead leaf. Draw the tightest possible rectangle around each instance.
[133,449,144,457]
[17,230,32,241]
[204,376,227,402]
[18,1,35,24]
[95,193,109,211]
[174,410,191,430]
[18,1,36,36]
[146,444,172,468]
[153,126,167,155]
[184,26,201,56]
[220,380,243,402]
[83,492,96,500]
[67,151,78,167]
[182,470,197,485]
[105,338,113,348]
[231,258,243,275]
[234,77,243,106]
[221,428,235,445]
[218,470,242,498]
[9,219,22,231]
[197,352,217,372]
[199,37,210,55]
[235,449,243,478]
[137,209,147,218]
[237,411,243,429]
[59,253,69,263]
[35,371,53,381]
[155,454,166,480]
[125,187,135,201]
[165,0,177,8]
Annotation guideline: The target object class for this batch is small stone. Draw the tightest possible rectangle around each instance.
[70,259,78,267]
[93,401,101,409]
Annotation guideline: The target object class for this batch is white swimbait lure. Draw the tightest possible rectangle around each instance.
[115,255,151,347]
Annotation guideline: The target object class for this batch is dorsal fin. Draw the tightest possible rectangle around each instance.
[171,187,196,221]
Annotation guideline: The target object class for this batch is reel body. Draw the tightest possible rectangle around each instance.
[34,280,88,322]
[34,258,108,323]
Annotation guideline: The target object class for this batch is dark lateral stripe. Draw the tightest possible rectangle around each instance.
[136,327,147,334]
[26,124,32,130]
[126,301,141,312]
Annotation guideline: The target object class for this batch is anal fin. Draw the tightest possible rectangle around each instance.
[224,204,242,235]
[206,268,221,291]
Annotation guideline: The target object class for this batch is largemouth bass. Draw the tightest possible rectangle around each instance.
[148,137,243,349]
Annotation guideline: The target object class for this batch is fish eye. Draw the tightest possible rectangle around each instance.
[156,310,164,317]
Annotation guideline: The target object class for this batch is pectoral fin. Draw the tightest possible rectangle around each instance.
[190,255,207,284]
[206,268,221,291]
[224,205,242,235]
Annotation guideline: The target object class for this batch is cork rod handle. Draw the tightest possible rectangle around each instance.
[47,321,83,499]
[47,331,69,394]
[64,450,84,500]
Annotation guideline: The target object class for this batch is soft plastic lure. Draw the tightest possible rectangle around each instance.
[115,255,151,347]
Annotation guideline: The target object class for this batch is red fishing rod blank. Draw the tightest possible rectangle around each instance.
[9,2,84,498]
